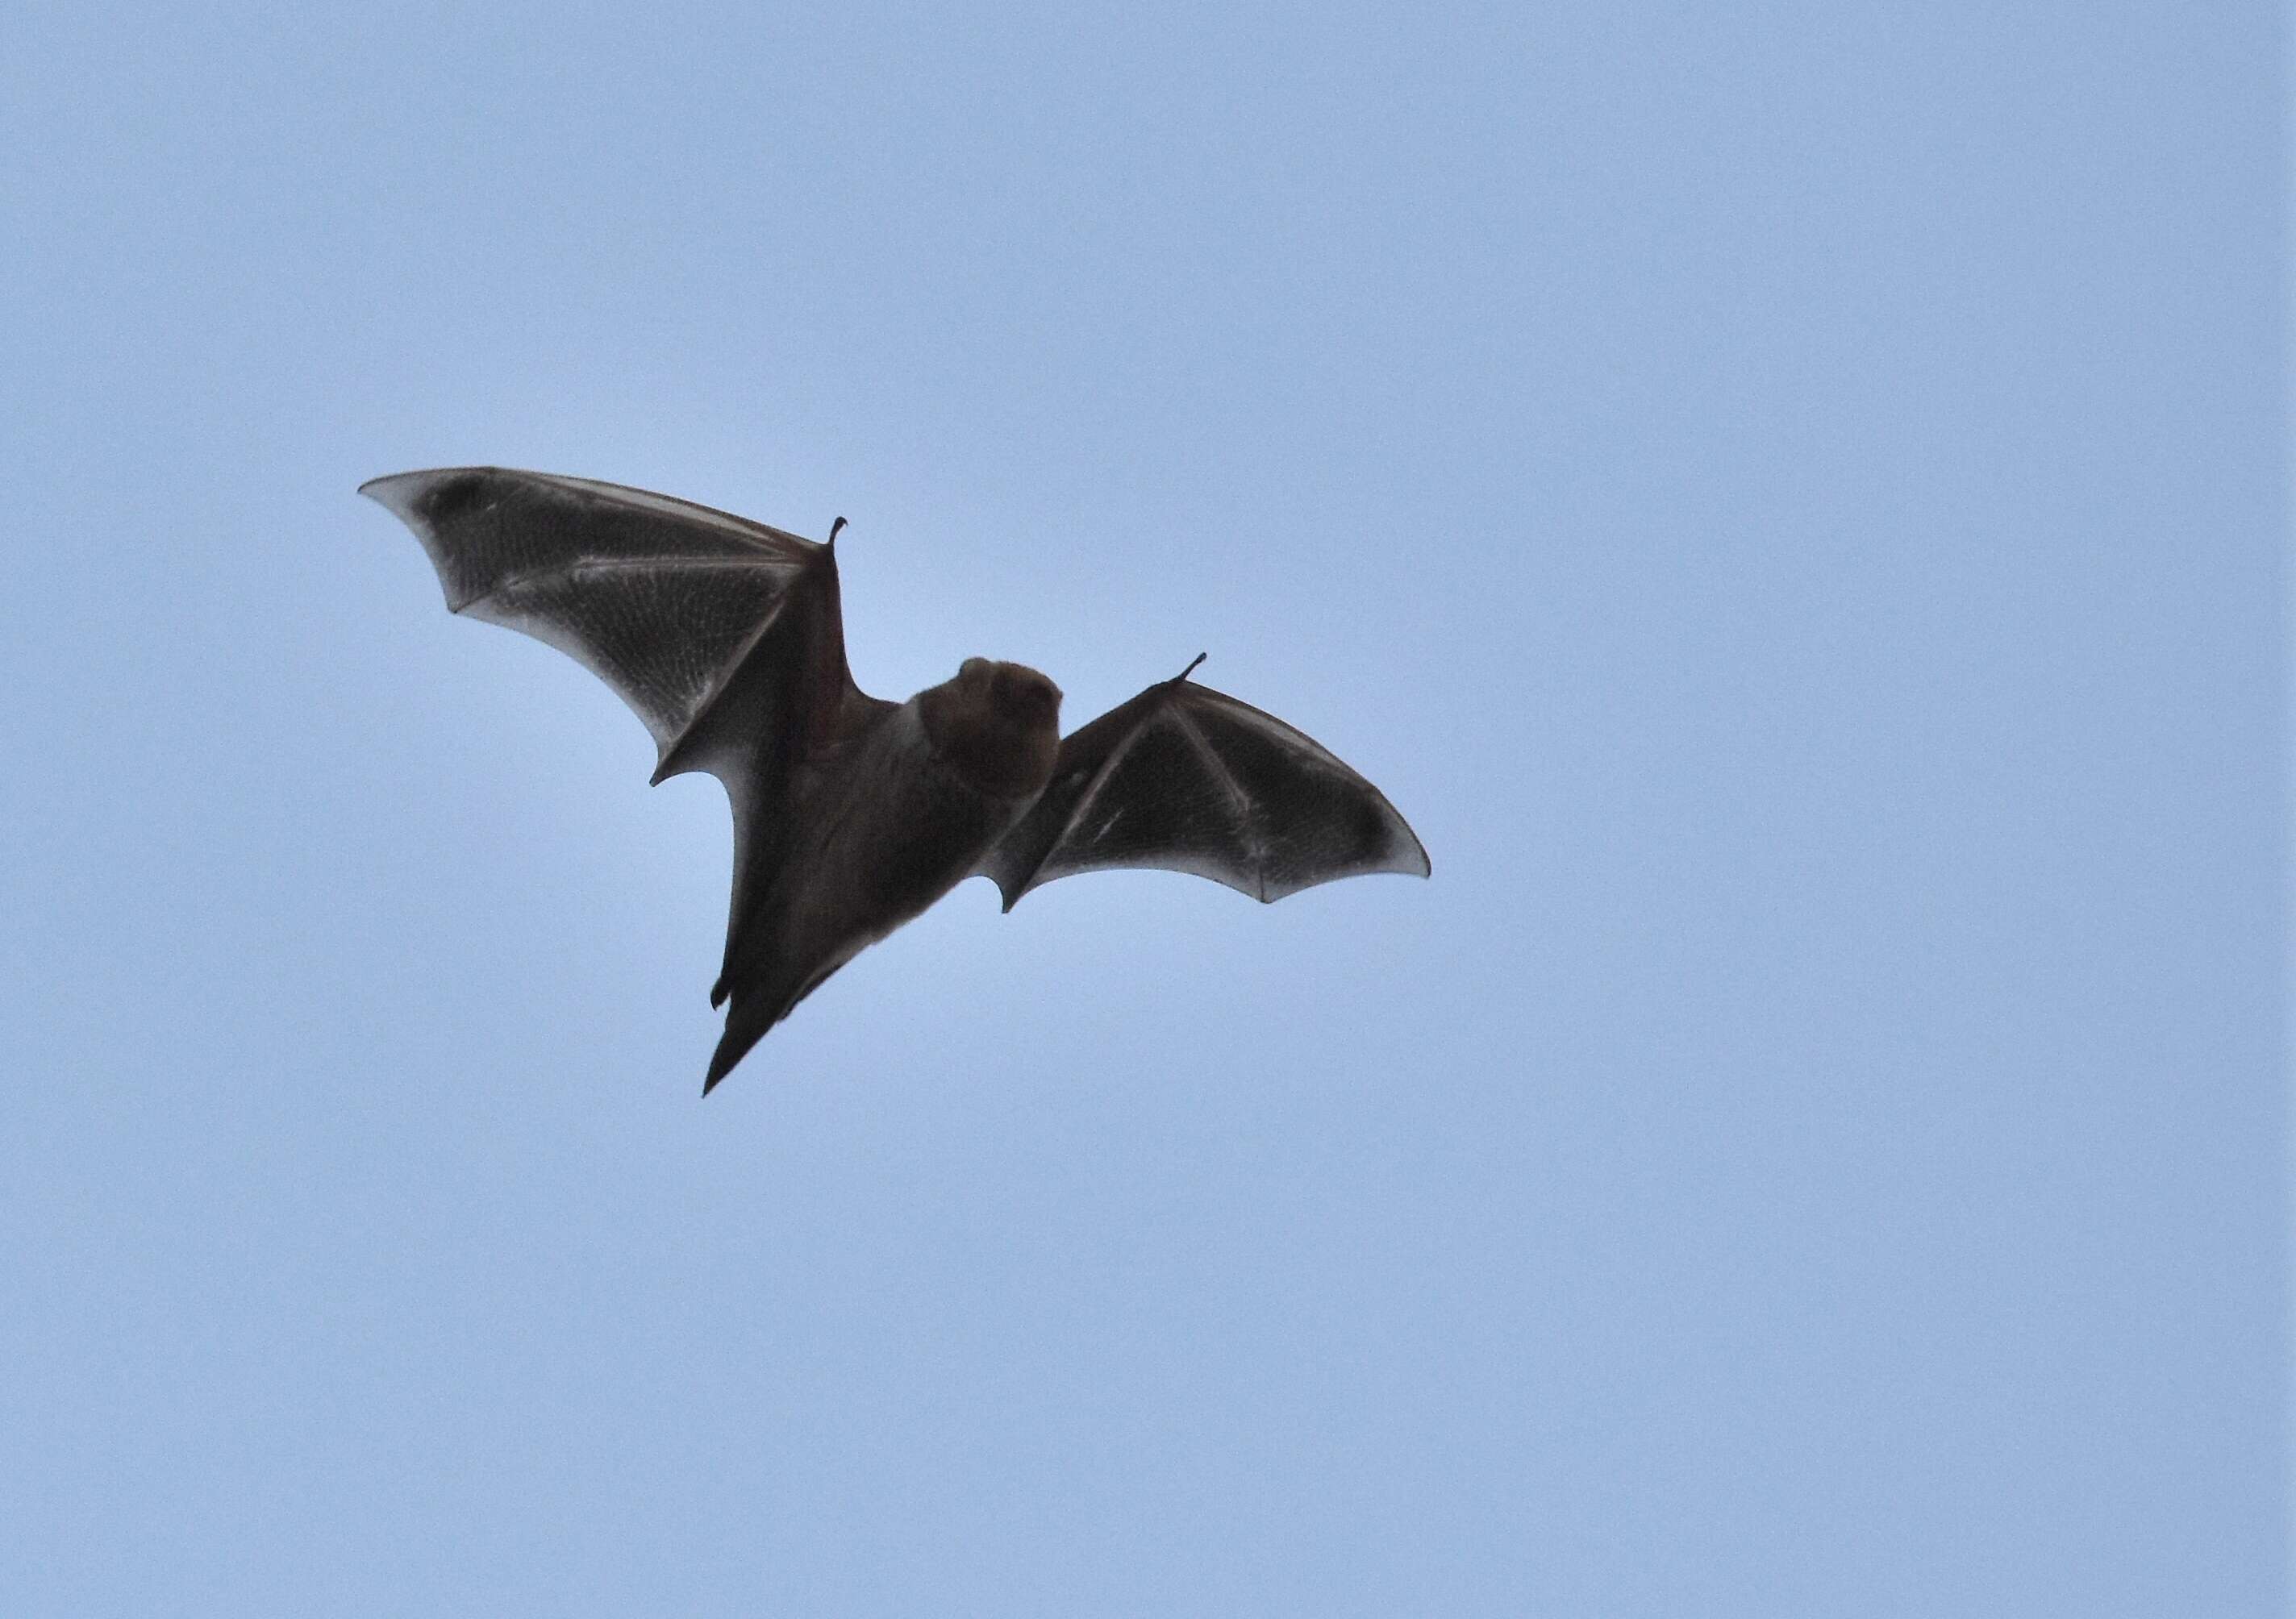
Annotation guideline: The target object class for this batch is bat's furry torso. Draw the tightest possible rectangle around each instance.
[707,662,1061,1086]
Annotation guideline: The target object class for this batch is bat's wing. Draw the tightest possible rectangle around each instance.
[981,657,1430,910]
[364,468,897,1047]
[360,467,885,789]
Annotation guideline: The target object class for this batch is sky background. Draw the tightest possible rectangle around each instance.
[2,2,2284,1613]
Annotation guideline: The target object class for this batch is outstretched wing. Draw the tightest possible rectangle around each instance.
[365,467,896,1039]
[359,466,882,786]
[981,660,1430,910]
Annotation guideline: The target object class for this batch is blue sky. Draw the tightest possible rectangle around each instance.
[2,2,2284,1613]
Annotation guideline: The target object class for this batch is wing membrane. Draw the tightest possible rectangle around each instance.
[360,466,850,763]
[983,671,1430,908]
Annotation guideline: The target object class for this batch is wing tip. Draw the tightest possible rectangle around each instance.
[358,467,484,532]
[1369,823,1433,889]
[356,470,420,515]
[360,466,507,520]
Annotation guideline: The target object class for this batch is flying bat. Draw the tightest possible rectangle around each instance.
[362,467,1430,1091]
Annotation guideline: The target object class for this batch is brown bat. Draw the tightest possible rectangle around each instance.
[362,468,1430,1092]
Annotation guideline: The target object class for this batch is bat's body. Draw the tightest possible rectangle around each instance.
[364,467,1429,1091]
[710,679,1053,1088]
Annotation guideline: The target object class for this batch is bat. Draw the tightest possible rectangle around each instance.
[361,467,1431,1092]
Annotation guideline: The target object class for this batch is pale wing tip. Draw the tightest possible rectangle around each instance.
[1345,788,1431,889]
[356,469,479,612]
[358,468,470,522]
[1398,818,1433,880]
[363,464,535,508]
[357,470,415,512]
[1257,804,1430,903]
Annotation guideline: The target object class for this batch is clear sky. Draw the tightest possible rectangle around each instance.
[2,2,2284,1613]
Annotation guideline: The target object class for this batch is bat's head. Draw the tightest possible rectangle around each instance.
[918,658,1064,802]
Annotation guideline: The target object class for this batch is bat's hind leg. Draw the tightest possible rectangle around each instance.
[698,959,849,1094]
